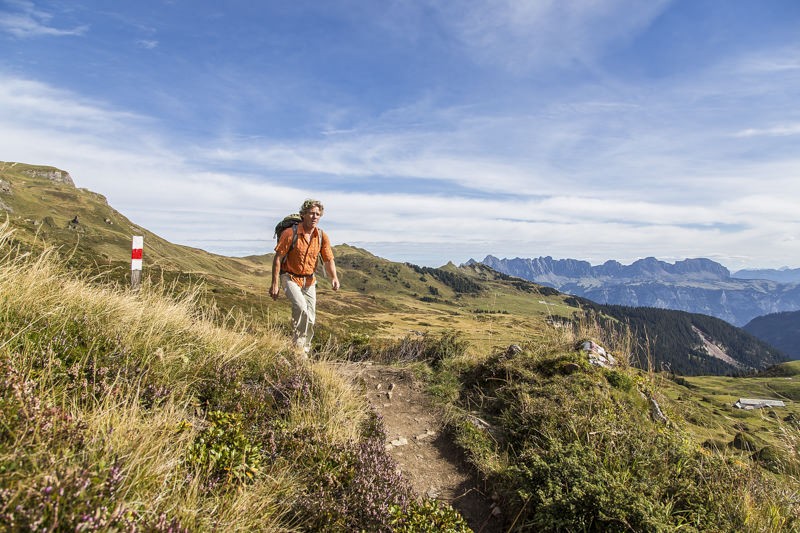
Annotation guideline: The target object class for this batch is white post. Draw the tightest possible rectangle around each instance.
[131,235,143,290]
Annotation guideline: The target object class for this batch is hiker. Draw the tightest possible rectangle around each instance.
[270,199,339,354]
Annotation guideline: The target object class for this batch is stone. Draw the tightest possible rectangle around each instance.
[415,429,436,441]
[650,397,668,424]
[505,344,522,357]
[390,437,409,447]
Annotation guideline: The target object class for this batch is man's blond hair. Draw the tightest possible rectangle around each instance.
[300,199,324,215]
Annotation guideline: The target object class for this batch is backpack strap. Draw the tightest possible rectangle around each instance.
[280,224,300,266]
[281,225,325,273]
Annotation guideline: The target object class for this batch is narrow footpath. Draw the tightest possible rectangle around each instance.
[334,361,504,533]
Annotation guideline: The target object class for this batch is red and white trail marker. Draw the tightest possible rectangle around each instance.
[131,236,143,270]
[131,236,143,289]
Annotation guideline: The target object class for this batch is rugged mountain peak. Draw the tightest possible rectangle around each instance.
[482,255,731,284]
[673,258,731,279]
[622,257,730,281]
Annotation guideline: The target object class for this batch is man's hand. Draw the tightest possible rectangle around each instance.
[324,259,339,292]
[270,282,281,300]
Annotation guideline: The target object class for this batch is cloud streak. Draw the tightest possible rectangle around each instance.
[435,0,671,72]
[0,0,87,38]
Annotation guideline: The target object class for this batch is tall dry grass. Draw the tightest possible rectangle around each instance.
[0,224,388,531]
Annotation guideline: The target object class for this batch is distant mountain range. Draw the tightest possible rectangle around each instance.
[734,267,800,284]
[479,255,800,327]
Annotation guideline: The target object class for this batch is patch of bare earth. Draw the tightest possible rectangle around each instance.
[334,361,504,533]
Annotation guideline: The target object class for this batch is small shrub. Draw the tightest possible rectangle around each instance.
[343,332,373,361]
[752,445,785,474]
[184,410,262,486]
[375,330,469,367]
[425,330,469,367]
[604,369,635,391]
[0,458,186,532]
[283,414,414,532]
[390,498,471,532]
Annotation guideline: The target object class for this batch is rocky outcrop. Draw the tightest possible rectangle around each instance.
[0,179,11,212]
[22,168,75,187]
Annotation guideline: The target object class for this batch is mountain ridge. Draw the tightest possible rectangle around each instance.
[734,267,800,284]
[479,255,800,326]
[744,310,800,359]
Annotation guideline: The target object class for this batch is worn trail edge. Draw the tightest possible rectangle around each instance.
[334,361,504,533]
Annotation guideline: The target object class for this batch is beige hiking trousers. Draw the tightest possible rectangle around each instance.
[281,273,316,352]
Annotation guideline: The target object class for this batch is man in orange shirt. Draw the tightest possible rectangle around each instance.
[270,199,340,354]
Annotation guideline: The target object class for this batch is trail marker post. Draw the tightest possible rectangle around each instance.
[131,236,143,290]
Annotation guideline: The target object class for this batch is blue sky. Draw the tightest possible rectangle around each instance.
[1,0,799,270]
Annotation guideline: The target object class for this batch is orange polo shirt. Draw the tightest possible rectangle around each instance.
[275,225,334,287]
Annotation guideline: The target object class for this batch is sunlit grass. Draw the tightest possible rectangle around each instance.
[0,223,427,531]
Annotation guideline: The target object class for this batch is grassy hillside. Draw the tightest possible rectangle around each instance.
[3,162,800,531]
[0,225,477,531]
[668,360,800,452]
[0,161,580,357]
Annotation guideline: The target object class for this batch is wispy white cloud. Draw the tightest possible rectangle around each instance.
[0,0,87,38]
[136,39,158,50]
[0,78,144,132]
[434,0,671,72]
[736,46,800,74]
[735,124,800,138]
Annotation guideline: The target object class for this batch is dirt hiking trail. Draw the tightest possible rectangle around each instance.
[334,361,505,533]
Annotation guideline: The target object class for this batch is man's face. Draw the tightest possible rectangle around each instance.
[301,206,322,228]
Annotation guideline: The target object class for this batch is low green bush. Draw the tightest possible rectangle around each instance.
[604,369,635,391]
[184,410,262,486]
[390,498,471,532]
